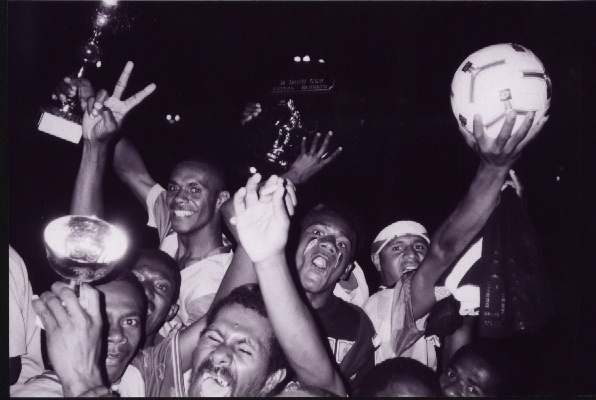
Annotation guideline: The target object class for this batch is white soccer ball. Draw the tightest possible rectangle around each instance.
[450,43,551,147]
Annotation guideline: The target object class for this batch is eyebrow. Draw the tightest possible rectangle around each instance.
[121,311,142,319]
[309,223,351,239]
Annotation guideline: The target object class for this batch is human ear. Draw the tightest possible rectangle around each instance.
[371,253,381,272]
[216,191,231,209]
[262,368,287,395]
[166,303,179,322]
[341,263,355,281]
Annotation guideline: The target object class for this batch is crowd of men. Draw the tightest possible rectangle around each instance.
[10,61,540,397]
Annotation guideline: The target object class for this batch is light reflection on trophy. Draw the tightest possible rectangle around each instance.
[265,99,307,170]
[242,55,336,175]
[43,215,128,296]
[38,0,119,144]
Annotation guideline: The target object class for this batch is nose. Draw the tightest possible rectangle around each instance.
[402,245,418,260]
[108,322,127,344]
[318,236,337,255]
[174,189,189,204]
[142,281,154,300]
[210,345,232,367]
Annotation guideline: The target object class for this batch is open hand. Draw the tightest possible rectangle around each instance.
[232,174,297,263]
[32,282,105,397]
[465,111,536,170]
[283,131,342,185]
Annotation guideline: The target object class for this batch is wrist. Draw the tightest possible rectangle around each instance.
[254,252,286,269]
[478,161,510,178]
[281,169,300,186]
[62,370,105,397]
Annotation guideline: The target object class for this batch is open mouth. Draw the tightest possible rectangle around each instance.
[147,301,156,316]
[173,209,195,218]
[199,372,232,397]
[311,255,329,271]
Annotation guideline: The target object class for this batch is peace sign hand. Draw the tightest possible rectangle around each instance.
[103,61,156,125]
[81,61,156,145]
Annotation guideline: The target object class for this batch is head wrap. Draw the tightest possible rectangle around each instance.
[372,220,430,256]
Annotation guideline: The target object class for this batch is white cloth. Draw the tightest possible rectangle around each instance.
[159,252,234,337]
[9,246,44,395]
[333,262,370,307]
[444,238,482,316]
[12,365,145,397]
[363,287,437,370]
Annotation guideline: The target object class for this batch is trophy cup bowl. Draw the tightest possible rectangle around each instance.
[43,215,128,293]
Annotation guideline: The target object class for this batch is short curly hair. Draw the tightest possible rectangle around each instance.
[204,284,288,375]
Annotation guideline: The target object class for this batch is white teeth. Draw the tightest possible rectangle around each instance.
[203,373,229,387]
[174,210,194,217]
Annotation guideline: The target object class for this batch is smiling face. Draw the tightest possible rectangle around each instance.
[188,303,281,397]
[131,251,180,338]
[97,280,145,383]
[440,352,500,397]
[376,234,428,286]
[295,211,357,297]
[166,161,226,235]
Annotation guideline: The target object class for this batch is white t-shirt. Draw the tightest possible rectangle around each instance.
[9,246,44,395]
[146,184,234,337]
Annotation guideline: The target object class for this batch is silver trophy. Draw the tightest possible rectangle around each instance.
[243,56,336,174]
[43,215,128,296]
[265,99,306,170]
[38,0,119,143]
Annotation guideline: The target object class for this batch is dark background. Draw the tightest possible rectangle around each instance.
[7,1,596,395]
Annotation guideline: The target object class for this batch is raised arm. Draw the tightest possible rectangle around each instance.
[212,178,297,305]
[233,173,346,396]
[411,111,537,320]
[70,61,156,216]
[113,137,157,208]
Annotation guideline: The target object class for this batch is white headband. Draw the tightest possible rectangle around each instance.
[372,220,430,256]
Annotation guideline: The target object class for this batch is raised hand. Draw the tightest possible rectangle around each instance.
[32,282,105,397]
[81,61,156,145]
[283,131,343,186]
[103,61,156,125]
[464,111,536,171]
[232,174,297,263]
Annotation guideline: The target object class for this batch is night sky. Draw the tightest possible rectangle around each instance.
[6,1,596,394]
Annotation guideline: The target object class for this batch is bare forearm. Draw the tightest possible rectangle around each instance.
[254,254,346,396]
[432,162,509,255]
[412,163,509,319]
[113,137,155,205]
[71,142,110,217]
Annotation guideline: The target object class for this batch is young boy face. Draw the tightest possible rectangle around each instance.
[440,351,500,397]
